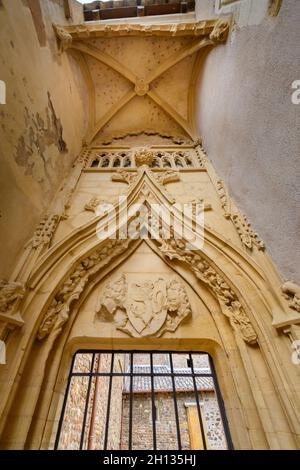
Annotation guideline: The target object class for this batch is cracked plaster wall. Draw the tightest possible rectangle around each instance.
[0,0,87,278]
[195,0,300,283]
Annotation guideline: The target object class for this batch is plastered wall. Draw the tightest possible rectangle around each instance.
[0,0,87,278]
[195,0,300,283]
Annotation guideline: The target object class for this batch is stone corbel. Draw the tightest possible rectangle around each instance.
[0,280,25,336]
[53,24,73,54]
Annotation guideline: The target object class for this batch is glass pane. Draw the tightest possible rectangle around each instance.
[192,353,211,372]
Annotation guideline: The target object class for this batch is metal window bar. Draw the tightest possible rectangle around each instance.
[150,353,157,450]
[169,353,182,450]
[79,353,96,450]
[103,353,115,450]
[189,353,207,450]
[55,350,233,451]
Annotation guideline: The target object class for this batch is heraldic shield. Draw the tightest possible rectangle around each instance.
[96,274,192,337]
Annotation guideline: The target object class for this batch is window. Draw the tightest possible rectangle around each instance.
[55,351,233,450]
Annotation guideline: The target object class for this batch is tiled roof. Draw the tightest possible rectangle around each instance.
[123,365,214,393]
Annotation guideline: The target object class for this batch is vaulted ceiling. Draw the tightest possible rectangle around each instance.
[54,19,230,145]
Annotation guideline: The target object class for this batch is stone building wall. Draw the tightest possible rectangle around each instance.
[121,391,227,450]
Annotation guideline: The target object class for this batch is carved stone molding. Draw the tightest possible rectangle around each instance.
[157,238,258,345]
[216,180,264,251]
[281,282,300,313]
[53,20,230,41]
[29,214,60,249]
[217,180,231,218]
[231,213,265,251]
[84,196,116,213]
[37,239,131,340]
[96,274,191,337]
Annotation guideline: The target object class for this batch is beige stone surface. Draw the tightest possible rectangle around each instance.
[0,1,299,451]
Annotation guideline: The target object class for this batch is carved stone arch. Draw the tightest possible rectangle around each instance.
[22,237,252,450]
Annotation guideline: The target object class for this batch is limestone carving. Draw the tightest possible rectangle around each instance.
[157,238,257,345]
[53,24,73,53]
[55,20,229,40]
[153,170,180,186]
[231,213,265,251]
[0,280,25,314]
[134,147,154,167]
[209,18,230,43]
[217,180,231,219]
[37,239,131,340]
[61,189,74,220]
[111,169,138,186]
[281,282,300,313]
[217,180,264,250]
[96,274,191,337]
[30,214,60,249]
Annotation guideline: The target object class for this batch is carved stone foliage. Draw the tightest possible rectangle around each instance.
[216,180,264,251]
[209,18,231,43]
[0,280,25,314]
[37,239,131,340]
[84,197,115,213]
[216,180,231,219]
[156,238,258,345]
[153,170,180,186]
[231,213,265,251]
[281,282,300,313]
[134,147,155,167]
[96,274,191,337]
[30,214,60,249]
[111,169,138,186]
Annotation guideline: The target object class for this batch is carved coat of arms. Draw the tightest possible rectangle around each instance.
[96,274,191,337]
